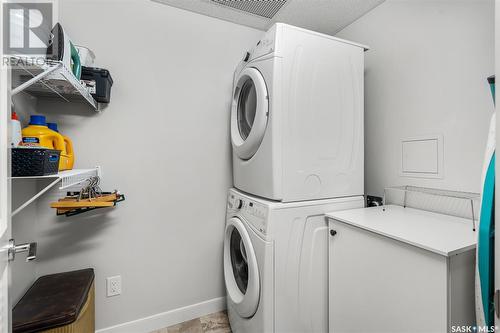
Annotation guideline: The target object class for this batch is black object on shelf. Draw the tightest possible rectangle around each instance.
[366,195,383,207]
[81,66,114,103]
[12,148,61,177]
[488,75,495,104]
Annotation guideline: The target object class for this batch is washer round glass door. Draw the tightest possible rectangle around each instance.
[224,217,260,318]
[231,67,269,160]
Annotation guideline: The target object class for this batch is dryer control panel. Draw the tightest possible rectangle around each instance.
[227,192,269,236]
[248,24,283,61]
[247,38,275,62]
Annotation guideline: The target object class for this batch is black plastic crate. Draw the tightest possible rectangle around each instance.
[12,148,61,177]
[81,66,113,103]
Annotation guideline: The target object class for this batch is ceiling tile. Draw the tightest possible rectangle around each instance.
[152,0,385,34]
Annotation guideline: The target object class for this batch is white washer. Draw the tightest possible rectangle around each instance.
[224,188,364,333]
[231,23,367,202]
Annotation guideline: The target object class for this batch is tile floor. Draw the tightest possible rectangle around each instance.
[150,311,231,333]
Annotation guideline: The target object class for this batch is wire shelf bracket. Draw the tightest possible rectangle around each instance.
[11,167,101,217]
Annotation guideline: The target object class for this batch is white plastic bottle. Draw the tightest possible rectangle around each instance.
[10,111,22,147]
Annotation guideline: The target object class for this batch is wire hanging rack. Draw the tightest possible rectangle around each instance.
[383,186,480,231]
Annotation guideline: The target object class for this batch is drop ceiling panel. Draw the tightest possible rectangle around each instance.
[152,0,385,34]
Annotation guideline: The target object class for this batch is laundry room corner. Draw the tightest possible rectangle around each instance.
[336,0,495,196]
[10,0,262,331]
[1,0,497,332]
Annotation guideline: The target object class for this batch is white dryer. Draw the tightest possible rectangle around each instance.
[224,188,364,333]
[231,23,367,202]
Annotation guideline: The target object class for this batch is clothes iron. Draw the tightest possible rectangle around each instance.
[46,23,82,79]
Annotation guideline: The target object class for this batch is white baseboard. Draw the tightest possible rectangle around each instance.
[96,297,227,333]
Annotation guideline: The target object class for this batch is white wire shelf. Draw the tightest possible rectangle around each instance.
[9,56,98,111]
[11,168,100,189]
[11,167,101,217]
[383,186,480,231]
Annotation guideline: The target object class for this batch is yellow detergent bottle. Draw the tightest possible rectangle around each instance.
[22,116,68,171]
[48,123,75,170]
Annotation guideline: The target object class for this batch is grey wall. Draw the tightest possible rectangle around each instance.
[17,0,261,329]
[337,0,495,196]
[11,182,37,303]
[11,94,39,304]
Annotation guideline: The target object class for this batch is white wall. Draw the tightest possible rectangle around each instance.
[337,0,495,196]
[20,0,261,330]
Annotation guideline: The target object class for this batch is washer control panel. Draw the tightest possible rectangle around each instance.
[246,37,275,62]
[227,193,269,235]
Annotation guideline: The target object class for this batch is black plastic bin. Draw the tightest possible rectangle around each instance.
[12,148,61,177]
[81,66,113,103]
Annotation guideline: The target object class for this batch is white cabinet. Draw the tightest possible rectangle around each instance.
[327,205,476,333]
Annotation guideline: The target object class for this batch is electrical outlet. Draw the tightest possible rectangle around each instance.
[106,276,121,297]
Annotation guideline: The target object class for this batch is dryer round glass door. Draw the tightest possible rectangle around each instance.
[231,68,269,160]
[224,217,260,318]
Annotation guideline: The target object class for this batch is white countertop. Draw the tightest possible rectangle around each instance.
[326,205,477,256]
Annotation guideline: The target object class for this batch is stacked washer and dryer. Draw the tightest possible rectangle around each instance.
[224,23,367,333]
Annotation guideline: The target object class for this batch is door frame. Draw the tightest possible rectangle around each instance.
[0,0,13,330]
